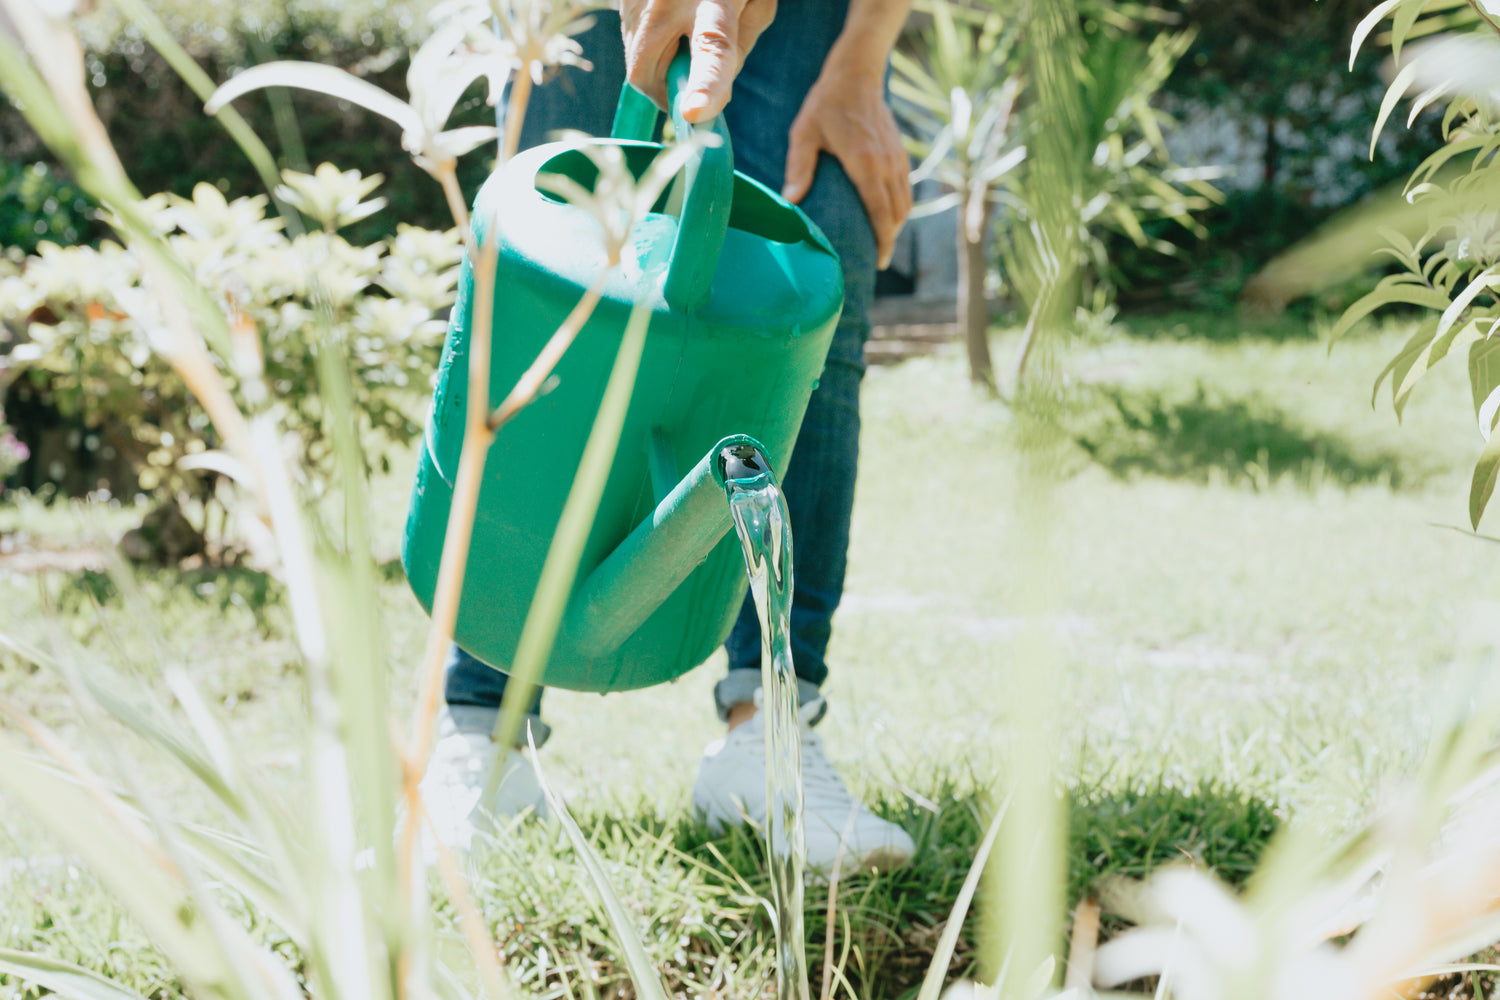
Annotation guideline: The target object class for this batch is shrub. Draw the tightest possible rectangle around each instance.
[0,169,460,504]
[0,11,494,249]
[0,160,100,253]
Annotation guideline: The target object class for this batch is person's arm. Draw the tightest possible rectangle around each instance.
[783,0,912,269]
[620,0,778,122]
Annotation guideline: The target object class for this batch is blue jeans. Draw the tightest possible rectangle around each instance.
[444,0,877,734]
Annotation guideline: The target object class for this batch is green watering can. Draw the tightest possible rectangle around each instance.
[402,53,843,693]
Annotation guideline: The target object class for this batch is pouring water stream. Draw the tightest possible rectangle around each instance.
[721,444,810,1000]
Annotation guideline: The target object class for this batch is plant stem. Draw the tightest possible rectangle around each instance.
[487,275,607,433]
[503,70,535,164]
[437,163,472,248]
[400,231,500,881]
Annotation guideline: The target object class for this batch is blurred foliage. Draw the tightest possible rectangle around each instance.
[0,160,101,253]
[0,409,28,484]
[893,0,1215,389]
[997,5,1221,317]
[1107,0,1446,308]
[0,9,494,247]
[1326,4,1500,529]
[0,169,460,504]
[891,0,1025,387]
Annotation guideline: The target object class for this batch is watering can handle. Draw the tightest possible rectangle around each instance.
[611,50,733,312]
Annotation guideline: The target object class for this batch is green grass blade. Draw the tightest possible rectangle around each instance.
[0,949,154,1000]
[916,795,1012,1000]
[0,735,243,1000]
[528,745,672,1000]
[108,0,291,217]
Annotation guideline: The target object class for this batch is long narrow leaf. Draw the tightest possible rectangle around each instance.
[1332,277,1455,344]
[0,950,153,1000]
[206,63,422,138]
[1371,59,1423,157]
[1352,0,1409,67]
[1437,267,1500,340]
[529,743,671,1000]
[0,736,241,999]
[1470,426,1500,528]
[916,796,1012,1000]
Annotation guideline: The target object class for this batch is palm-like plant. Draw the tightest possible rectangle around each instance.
[1000,8,1219,392]
[892,0,1219,395]
[892,0,1025,391]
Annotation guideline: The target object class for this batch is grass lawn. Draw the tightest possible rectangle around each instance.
[1,308,1494,998]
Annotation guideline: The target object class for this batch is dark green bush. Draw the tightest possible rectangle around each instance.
[1103,0,1444,308]
[0,160,100,253]
[0,11,495,247]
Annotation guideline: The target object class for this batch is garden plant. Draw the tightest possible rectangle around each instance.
[8,1,1500,1000]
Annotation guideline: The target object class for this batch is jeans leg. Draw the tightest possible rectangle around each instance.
[443,644,551,745]
[715,0,875,721]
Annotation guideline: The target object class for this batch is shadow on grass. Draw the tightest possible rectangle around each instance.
[1073,384,1411,490]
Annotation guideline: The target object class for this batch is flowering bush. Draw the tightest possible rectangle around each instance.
[0,166,462,498]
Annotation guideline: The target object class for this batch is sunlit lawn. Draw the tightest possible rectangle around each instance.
[2,308,1495,995]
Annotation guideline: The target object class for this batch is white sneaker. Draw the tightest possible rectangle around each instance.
[692,701,916,875]
[417,709,550,857]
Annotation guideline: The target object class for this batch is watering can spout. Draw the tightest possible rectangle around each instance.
[558,434,771,662]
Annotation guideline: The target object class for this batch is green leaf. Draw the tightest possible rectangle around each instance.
[1390,0,1430,60]
[1436,266,1500,339]
[1470,330,1500,424]
[1470,424,1500,529]
[1373,318,1439,407]
[0,733,245,999]
[1332,276,1455,345]
[206,63,421,138]
[530,748,671,1000]
[1371,59,1422,158]
[1395,317,1487,413]
[1352,0,1407,68]
[0,950,153,1000]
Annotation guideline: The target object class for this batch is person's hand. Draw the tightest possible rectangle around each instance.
[621,0,777,123]
[783,60,911,270]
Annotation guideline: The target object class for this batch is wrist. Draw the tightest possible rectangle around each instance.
[821,0,909,83]
[819,37,889,89]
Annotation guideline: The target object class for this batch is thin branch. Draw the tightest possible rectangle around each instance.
[487,274,607,433]
[400,235,500,887]
[502,70,535,164]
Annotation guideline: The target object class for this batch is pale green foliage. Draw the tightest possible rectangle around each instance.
[999,5,1221,316]
[1334,0,1500,527]
[891,0,1026,235]
[276,162,388,231]
[0,172,460,496]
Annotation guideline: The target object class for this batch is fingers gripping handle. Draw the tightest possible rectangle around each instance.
[611,49,733,313]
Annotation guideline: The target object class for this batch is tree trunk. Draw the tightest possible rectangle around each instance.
[959,203,994,391]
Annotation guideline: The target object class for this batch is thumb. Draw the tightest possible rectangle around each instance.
[681,0,738,122]
[782,119,818,203]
